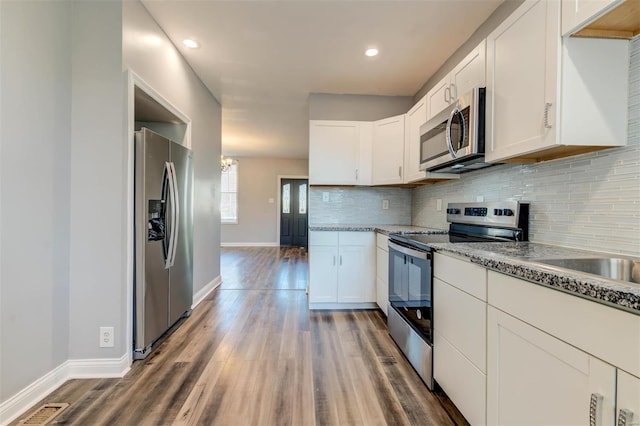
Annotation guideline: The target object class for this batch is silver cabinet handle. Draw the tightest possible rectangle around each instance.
[618,408,633,426]
[398,166,402,177]
[333,255,336,266]
[590,393,604,426]
[355,169,358,181]
[450,83,457,100]
[544,102,553,129]
[444,86,451,103]
[339,255,343,266]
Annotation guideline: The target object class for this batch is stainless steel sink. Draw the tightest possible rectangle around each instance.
[534,257,640,284]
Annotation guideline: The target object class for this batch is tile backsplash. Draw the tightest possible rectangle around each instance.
[309,187,412,225]
[413,37,640,257]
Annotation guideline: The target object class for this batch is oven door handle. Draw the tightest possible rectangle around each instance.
[388,241,431,260]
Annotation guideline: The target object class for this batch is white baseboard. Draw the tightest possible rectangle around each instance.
[221,242,279,247]
[67,353,130,379]
[192,275,221,308]
[0,354,130,426]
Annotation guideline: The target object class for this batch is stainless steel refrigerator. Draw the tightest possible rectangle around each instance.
[134,128,193,359]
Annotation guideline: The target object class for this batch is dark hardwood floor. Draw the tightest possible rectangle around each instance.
[13,246,466,425]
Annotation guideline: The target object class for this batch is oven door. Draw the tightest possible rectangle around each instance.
[388,240,433,342]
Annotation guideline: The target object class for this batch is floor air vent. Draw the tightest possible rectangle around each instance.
[19,403,69,425]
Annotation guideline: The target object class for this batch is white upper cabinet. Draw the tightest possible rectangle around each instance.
[486,0,628,164]
[562,0,622,35]
[309,120,370,185]
[450,39,487,104]
[372,114,405,185]
[426,40,487,121]
[403,97,428,183]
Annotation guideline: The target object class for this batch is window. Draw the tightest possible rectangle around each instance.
[221,163,238,223]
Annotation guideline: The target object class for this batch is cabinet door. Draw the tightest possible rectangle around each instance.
[617,370,640,426]
[561,0,620,35]
[338,245,375,303]
[485,0,559,163]
[372,115,405,185]
[450,39,486,100]
[426,75,452,121]
[308,245,338,303]
[487,306,616,425]
[376,247,389,315]
[403,96,428,183]
[309,121,359,185]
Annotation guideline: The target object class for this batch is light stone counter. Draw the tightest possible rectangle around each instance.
[431,241,640,314]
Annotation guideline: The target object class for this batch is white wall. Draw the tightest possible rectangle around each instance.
[68,1,126,361]
[0,0,222,415]
[221,157,308,245]
[309,93,413,121]
[123,1,222,297]
[0,0,73,402]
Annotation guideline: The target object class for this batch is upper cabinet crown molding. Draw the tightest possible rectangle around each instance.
[485,0,628,164]
[563,0,639,39]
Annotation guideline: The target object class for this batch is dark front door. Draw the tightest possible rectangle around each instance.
[280,179,308,247]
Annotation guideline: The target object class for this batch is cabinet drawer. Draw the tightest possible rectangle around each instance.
[434,253,487,301]
[434,278,486,372]
[309,231,338,246]
[488,271,640,378]
[434,330,486,425]
[376,233,389,250]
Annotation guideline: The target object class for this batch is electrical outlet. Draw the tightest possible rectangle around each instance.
[476,195,484,202]
[436,199,442,211]
[382,199,389,210]
[322,192,330,202]
[100,327,114,348]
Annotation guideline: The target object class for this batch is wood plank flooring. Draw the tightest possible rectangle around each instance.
[13,247,467,426]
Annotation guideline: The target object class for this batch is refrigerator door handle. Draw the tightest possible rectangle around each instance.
[168,161,180,268]
[164,161,176,269]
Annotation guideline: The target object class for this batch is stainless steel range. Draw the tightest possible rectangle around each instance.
[387,201,529,389]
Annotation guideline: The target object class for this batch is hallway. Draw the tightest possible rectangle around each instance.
[13,247,460,425]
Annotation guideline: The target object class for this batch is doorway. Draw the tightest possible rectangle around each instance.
[279,178,308,247]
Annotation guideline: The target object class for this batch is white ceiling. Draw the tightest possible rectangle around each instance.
[141,0,503,159]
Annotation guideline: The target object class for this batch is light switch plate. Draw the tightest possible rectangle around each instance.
[322,192,330,202]
[436,199,442,211]
[382,199,389,210]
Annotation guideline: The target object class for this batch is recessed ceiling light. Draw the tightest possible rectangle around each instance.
[183,39,199,49]
[365,48,379,57]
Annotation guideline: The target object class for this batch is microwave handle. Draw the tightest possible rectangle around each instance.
[445,106,466,159]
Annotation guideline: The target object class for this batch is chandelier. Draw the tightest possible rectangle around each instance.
[220,155,235,171]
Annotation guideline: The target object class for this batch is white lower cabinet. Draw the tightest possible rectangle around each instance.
[433,255,640,426]
[617,370,640,426]
[375,233,389,315]
[308,231,375,308]
[434,253,487,425]
[487,306,616,425]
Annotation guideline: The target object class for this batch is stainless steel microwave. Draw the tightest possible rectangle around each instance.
[419,87,492,174]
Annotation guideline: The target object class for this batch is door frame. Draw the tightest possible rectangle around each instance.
[126,70,192,366]
[275,175,308,246]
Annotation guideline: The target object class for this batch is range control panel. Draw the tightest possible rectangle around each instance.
[446,201,527,227]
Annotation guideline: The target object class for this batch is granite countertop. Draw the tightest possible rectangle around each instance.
[430,241,640,315]
[308,224,447,235]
